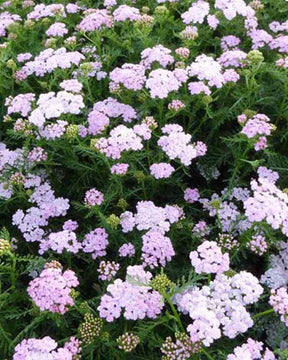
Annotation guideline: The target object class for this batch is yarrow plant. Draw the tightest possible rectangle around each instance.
[0,0,288,358]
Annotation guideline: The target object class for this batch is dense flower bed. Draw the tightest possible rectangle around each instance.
[0,0,288,359]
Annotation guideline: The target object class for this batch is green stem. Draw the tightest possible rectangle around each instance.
[165,294,185,332]
[207,274,211,284]
[8,252,16,290]
[158,100,165,127]
[141,179,147,200]
[227,145,250,193]
[174,164,184,174]
[85,77,94,103]
[81,32,101,54]
[67,253,72,269]
[252,308,274,319]
[146,141,151,168]
[201,348,214,360]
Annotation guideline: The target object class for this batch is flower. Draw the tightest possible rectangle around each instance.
[82,228,109,259]
[46,22,68,37]
[190,241,230,274]
[146,69,187,99]
[77,9,113,32]
[27,263,79,314]
[98,278,163,322]
[150,163,175,179]
[117,333,140,352]
[84,188,104,207]
[13,336,81,360]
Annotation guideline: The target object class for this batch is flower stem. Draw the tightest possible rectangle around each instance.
[252,308,274,319]
[165,294,185,332]
[8,251,16,290]
[201,348,214,360]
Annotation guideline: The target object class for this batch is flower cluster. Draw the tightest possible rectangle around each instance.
[28,91,85,129]
[87,97,137,135]
[82,228,109,260]
[161,332,200,360]
[98,275,163,322]
[118,242,135,257]
[261,241,288,289]
[158,124,206,166]
[189,240,230,274]
[113,5,140,22]
[247,235,268,255]
[20,48,85,78]
[227,338,275,360]
[95,125,144,159]
[184,188,200,203]
[175,271,263,346]
[181,1,210,25]
[12,179,70,244]
[146,69,187,99]
[28,147,48,163]
[120,200,183,234]
[141,44,174,69]
[39,230,81,255]
[77,9,113,32]
[116,332,140,352]
[270,287,288,327]
[187,54,239,91]
[46,22,68,37]
[13,336,81,360]
[84,188,104,207]
[150,163,175,179]
[141,229,175,268]
[110,63,146,91]
[79,313,103,344]
[240,113,274,151]
[27,4,66,20]
[97,260,120,281]
[244,175,288,236]
[27,262,79,314]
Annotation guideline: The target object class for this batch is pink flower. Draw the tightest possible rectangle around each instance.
[111,163,129,175]
[168,99,185,111]
[13,336,81,359]
[119,243,135,257]
[27,264,79,314]
[181,1,210,24]
[207,14,219,29]
[82,228,109,259]
[141,229,175,268]
[84,188,104,206]
[150,163,175,179]
[189,241,230,274]
[60,79,83,93]
[98,260,120,281]
[110,63,146,91]
[184,188,200,203]
[146,69,186,99]
[98,277,163,322]
[113,5,140,22]
[175,47,190,59]
[141,44,174,69]
[77,9,113,32]
[227,338,275,360]
[188,81,211,95]
[270,287,288,327]
[46,22,68,37]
